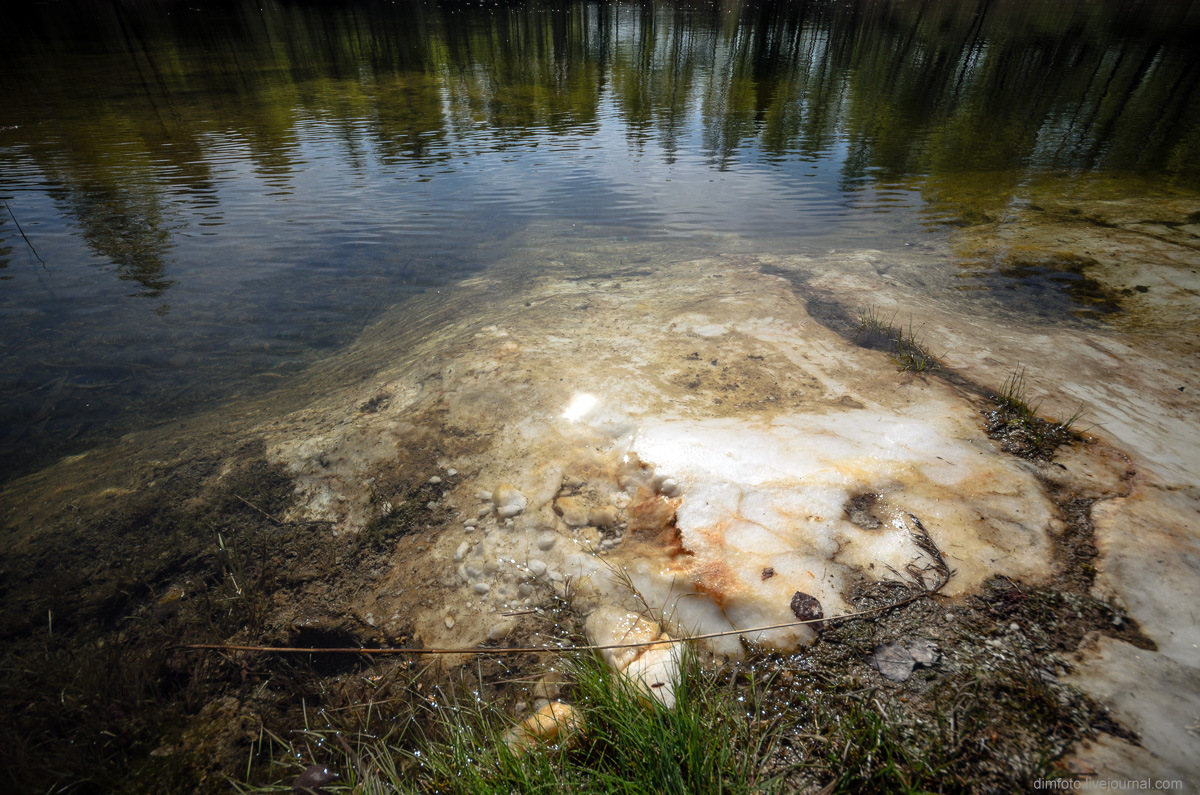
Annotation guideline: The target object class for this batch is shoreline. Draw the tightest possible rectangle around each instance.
[2,224,1198,790]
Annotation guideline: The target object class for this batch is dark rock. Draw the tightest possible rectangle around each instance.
[845,492,882,530]
[293,764,339,794]
[790,591,824,630]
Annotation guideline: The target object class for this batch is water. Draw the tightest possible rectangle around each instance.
[2,0,1197,484]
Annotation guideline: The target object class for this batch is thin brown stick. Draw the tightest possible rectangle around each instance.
[2,197,47,268]
[179,590,932,657]
[234,494,336,526]
[184,516,948,658]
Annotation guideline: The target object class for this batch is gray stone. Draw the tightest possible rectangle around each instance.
[869,637,940,682]
[870,642,917,682]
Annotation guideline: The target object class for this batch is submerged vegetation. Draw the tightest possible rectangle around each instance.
[986,368,1086,459]
[238,647,785,795]
[855,306,940,373]
[228,570,1136,795]
[0,378,1142,793]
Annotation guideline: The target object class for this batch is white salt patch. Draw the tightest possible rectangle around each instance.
[630,404,1056,650]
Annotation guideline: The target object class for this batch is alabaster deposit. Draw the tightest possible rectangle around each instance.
[186,205,1200,785]
[5,218,1196,786]
[266,254,1063,658]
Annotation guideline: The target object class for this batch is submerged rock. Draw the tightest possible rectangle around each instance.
[585,605,680,708]
[292,764,338,794]
[493,484,527,519]
[502,701,582,754]
[869,638,941,682]
[554,494,591,527]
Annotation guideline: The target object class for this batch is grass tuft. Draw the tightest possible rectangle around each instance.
[856,307,939,373]
[235,646,788,794]
[987,367,1087,459]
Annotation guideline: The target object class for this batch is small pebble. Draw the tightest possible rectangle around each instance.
[454,541,471,561]
[488,621,514,641]
[293,764,339,794]
[1009,622,1020,631]
[528,559,548,576]
[494,484,528,519]
[537,532,557,551]
[478,490,493,501]
[473,582,491,595]
[429,476,443,485]
[444,615,455,629]
[447,468,458,476]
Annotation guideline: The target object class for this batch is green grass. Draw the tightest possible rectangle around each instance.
[232,641,1081,795]
[987,367,1086,458]
[234,646,789,795]
[996,367,1040,420]
[856,307,939,373]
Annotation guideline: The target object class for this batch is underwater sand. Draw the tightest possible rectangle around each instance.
[3,198,1198,784]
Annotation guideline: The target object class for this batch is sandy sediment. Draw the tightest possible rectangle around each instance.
[2,203,1197,786]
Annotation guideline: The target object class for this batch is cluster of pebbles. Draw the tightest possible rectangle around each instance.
[450,483,569,603]
[442,454,684,627]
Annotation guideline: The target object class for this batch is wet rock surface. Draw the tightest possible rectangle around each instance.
[0,217,1196,790]
[868,638,940,682]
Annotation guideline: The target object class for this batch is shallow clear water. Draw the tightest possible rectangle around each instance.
[1,0,1197,483]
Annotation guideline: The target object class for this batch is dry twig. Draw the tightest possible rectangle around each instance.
[183,514,953,658]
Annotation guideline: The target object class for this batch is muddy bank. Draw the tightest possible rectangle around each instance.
[1,219,1197,790]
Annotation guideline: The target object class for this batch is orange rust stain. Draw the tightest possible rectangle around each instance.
[691,560,737,608]
[627,487,681,534]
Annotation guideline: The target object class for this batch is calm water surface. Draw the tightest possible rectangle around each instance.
[2,0,1198,483]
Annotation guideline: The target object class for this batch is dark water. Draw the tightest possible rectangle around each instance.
[2,0,1197,483]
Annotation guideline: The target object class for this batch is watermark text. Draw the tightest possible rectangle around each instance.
[1034,779,1183,791]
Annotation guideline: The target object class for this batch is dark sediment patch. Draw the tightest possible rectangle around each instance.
[955,252,1132,321]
